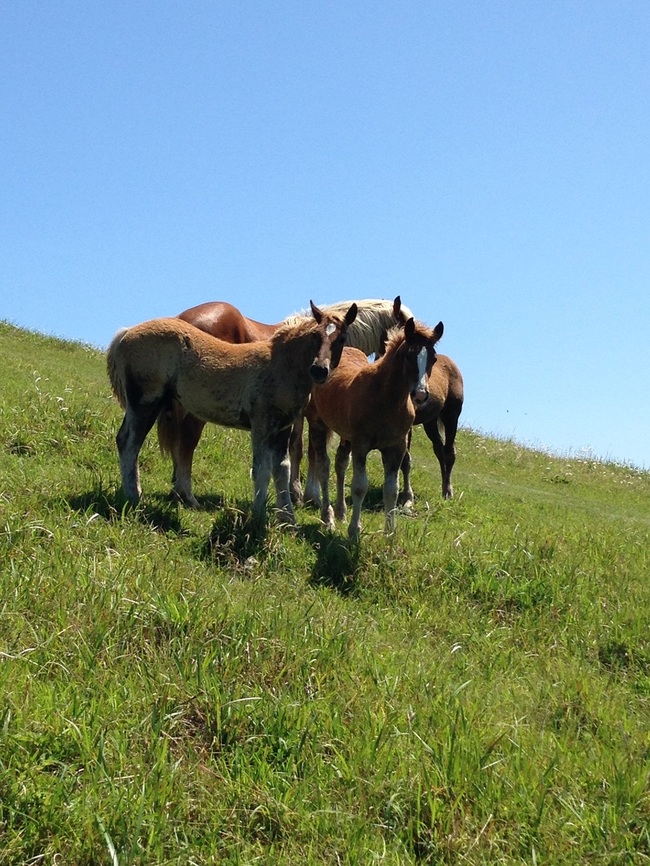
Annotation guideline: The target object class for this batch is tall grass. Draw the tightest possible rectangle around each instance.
[1,320,649,864]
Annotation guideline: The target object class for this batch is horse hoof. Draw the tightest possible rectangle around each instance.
[320,506,335,531]
[174,491,201,509]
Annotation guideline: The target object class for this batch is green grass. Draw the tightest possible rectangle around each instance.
[1,319,649,864]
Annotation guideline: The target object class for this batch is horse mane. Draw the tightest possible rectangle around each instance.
[284,298,415,356]
[271,314,320,343]
[379,319,437,361]
[375,324,408,364]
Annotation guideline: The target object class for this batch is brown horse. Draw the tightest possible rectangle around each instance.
[159,296,414,505]
[106,301,357,525]
[398,354,464,504]
[305,336,464,506]
[307,318,444,537]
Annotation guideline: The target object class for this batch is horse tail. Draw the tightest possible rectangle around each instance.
[157,402,184,457]
[106,327,129,408]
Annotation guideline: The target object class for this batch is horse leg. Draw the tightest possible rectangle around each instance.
[288,414,304,505]
[397,428,415,509]
[303,421,321,507]
[348,448,369,539]
[269,426,297,527]
[439,403,461,499]
[171,413,206,509]
[250,424,274,524]
[116,400,164,502]
[381,442,406,534]
[424,413,456,500]
[334,439,351,521]
[310,419,334,530]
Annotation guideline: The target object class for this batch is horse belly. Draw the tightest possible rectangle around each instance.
[176,370,252,430]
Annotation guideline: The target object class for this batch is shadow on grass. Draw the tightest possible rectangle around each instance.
[67,488,188,534]
[300,523,361,596]
[198,505,269,568]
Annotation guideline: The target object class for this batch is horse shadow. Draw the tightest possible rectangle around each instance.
[198,504,270,568]
[67,489,196,535]
[299,523,361,596]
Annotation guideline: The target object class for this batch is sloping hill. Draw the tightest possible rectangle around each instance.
[1,321,649,864]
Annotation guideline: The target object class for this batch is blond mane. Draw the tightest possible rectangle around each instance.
[284,298,415,356]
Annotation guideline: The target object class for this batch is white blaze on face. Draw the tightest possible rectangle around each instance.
[326,323,336,336]
[413,346,429,404]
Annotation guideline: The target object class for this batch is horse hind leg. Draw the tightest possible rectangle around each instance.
[424,413,457,500]
[348,449,369,539]
[440,403,461,499]
[173,413,206,509]
[116,399,165,502]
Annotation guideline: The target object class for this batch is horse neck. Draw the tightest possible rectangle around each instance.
[371,339,415,402]
[272,326,320,385]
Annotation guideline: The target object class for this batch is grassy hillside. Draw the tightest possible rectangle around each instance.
[1,320,649,865]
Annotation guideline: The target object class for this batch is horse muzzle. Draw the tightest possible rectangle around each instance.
[411,384,430,406]
[310,363,330,385]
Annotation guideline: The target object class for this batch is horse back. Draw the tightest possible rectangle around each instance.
[177,301,278,343]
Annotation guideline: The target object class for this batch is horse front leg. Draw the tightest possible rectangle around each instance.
[381,441,407,534]
[250,426,274,525]
[309,418,334,530]
[288,414,304,505]
[303,420,321,507]
[269,426,297,527]
[348,448,369,539]
[397,427,415,510]
[116,401,163,503]
[334,439,351,521]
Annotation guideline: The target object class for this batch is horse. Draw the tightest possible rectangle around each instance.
[303,330,464,506]
[307,317,444,538]
[398,354,464,505]
[159,296,414,505]
[106,301,358,526]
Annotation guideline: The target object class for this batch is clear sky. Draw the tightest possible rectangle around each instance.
[2,2,649,468]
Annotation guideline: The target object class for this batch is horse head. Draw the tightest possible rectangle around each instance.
[401,318,444,406]
[309,300,358,383]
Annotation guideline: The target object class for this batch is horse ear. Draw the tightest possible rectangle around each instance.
[432,321,444,343]
[393,296,401,317]
[345,303,358,326]
[310,300,323,323]
[405,317,415,338]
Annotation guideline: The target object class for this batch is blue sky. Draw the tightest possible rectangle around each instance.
[2,2,649,468]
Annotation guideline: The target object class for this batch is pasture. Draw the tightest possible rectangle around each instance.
[1,320,649,864]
